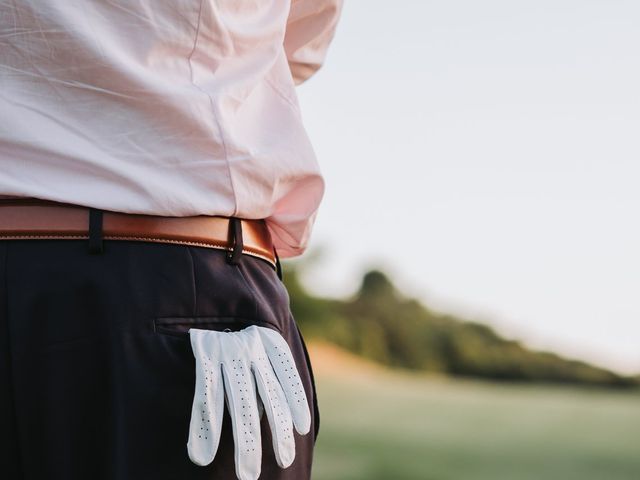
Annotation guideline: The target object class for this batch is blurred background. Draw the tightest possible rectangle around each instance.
[284,1,640,479]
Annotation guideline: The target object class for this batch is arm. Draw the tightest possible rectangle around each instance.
[284,0,344,85]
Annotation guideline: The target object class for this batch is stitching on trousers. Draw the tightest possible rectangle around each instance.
[185,246,198,316]
[233,259,260,326]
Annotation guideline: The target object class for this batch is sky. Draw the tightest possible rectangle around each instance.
[292,0,640,375]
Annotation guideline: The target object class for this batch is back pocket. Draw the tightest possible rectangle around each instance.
[153,316,279,339]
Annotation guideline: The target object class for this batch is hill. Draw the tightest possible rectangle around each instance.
[283,262,639,388]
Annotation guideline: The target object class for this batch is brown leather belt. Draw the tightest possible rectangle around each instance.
[0,198,277,269]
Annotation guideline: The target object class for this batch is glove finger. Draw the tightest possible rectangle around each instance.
[257,327,311,435]
[253,359,296,468]
[222,359,262,480]
[187,329,224,466]
[256,392,265,420]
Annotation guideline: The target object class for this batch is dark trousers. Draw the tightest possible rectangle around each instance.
[0,216,319,479]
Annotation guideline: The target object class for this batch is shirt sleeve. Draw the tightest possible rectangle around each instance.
[284,0,344,86]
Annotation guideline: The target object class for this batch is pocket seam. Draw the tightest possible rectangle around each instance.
[152,315,283,337]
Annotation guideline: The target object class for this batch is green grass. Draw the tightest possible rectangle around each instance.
[311,367,640,480]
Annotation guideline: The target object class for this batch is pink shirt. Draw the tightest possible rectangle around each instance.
[0,0,343,258]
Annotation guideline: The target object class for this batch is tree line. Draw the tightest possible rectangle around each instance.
[283,261,639,388]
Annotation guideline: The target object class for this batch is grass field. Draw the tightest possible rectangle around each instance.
[307,343,640,480]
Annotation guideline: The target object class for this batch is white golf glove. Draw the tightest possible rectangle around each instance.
[187,325,311,480]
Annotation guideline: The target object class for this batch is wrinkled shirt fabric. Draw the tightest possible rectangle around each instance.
[0,0,342,258]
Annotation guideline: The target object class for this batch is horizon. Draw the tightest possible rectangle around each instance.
[289,250,639,378]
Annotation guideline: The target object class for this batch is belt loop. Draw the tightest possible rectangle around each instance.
[226,217,243,265]
[87,208,104,254]
[274,247,283,281]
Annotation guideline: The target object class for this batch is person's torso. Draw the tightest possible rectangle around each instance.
[0,0,324,256]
